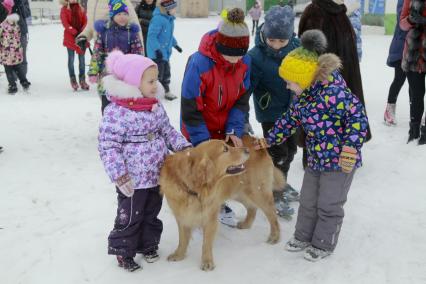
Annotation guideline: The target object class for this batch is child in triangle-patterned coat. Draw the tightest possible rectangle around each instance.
[261,30,369,262]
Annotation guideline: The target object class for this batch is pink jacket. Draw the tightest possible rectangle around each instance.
[0,14,23,66]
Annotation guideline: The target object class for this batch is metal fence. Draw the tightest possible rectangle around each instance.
[28,8,61,25]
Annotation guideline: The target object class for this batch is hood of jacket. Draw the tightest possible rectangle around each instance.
[5,13,19,23]
[311,53,342,87]
[94,19,140,34]
[313,0,347,14]
[103,74,164,99]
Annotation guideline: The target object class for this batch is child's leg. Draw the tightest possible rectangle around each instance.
[387,62,406,104]
[108,189,148,257]
[294,168,321,242]
[157,60,171,93]
[252,20,255,34]
[311,170,356,251]
[78,51,86,80]
[67,48,76,79]
[13,64,29,84]
[4,65,17,87]
[137,186,163,254]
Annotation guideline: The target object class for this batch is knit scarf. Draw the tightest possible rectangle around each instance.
[109,97,159,111]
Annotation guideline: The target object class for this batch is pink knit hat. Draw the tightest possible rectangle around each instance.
[106,51,157,87]
[2,0,14,14]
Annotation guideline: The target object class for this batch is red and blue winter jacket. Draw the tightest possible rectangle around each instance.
[180,30,251,146]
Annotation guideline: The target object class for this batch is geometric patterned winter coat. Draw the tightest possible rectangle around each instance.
[98,75,191,189]
[266,55,369,172]
[0,14,23,66]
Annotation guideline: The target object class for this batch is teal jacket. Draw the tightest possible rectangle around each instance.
[248,25,300,123]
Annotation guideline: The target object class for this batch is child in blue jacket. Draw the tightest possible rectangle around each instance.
[248,5,300,219]
[146,0,182,100]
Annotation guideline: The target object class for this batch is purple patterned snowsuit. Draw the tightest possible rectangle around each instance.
[98,76,191,257]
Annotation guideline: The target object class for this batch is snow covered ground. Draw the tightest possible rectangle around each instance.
[0,16,425,284]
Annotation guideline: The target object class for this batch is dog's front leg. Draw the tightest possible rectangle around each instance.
[200,214,219,271]
[168,221,191,262]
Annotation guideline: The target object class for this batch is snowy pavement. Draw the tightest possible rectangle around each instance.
[0,16,425,284]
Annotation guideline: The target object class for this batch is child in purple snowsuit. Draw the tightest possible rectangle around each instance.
[98,50,191,271]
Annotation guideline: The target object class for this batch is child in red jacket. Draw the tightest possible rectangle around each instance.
[60,0,89,91]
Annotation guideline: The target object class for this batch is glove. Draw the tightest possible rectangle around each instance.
[409,12,426,25]
[155,50,163,60]
[68,26,78,36]
[88,75,98,84]
[339,146,357,173]
[116,174,135,197]
[75,36,87,51]
[174,45,183,53]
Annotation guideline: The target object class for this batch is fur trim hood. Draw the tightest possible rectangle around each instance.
[94,19,140,34]
[103,75,165,99]
[5,13,19,23]
[313,53,342,82]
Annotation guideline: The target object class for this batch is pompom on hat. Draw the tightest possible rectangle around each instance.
[279,29,328,90]
[216,8,250,56]
[106,50,156,88]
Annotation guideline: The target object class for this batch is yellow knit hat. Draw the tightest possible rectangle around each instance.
[279,30,328,90]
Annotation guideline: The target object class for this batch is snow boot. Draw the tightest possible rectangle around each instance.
[384,103,396,125]
[283,183,299,202]
[407,122,420,143]
[165,91,177,101]
[304,246,332,262]
[8,84,18,94]
[418,125,426,145]
[116,256,141,272]
[0,146,3,153]
[142,250,160,263]
[285,237,310,252]
[273,190,294,219]
[21,80,31,91]
[70,77,79,91]
[219,203,238,227]
[79,77,90,90]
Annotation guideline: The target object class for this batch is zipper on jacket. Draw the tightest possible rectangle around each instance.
[218,84,223,107]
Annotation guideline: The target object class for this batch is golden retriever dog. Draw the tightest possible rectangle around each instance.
[159,135,285,271]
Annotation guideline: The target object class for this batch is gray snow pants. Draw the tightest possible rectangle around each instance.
[294,168,355,252]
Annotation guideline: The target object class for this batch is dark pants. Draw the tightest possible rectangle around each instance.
[295,168,355,251]
[4,64,27,87]
[155,59,171,93]
[262,122,297,178]
[67,48,86,80]
[387,61,407,104]
[108,186,163,257]
[20,33,28,76]
[406,71,426,124]
[252,20,259,34]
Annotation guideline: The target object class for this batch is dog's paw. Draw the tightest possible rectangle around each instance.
[266,234,280,245]
[237,221,250,229]
[167,252,185,262]
[200,260,215,271]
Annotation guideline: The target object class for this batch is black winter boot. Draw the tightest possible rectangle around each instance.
[407,122,420,143]
[418,125,426,145]
[8,84,18,94]
[116,256,141,272]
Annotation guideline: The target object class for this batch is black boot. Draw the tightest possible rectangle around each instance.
[407,122,420,143]
[116,256,141,272]
[8,84,18,94]
[418,125,426,145]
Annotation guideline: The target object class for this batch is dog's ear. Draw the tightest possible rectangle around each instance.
[194,156,215,187]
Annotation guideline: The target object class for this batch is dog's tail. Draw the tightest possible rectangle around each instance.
[272,167,286,191]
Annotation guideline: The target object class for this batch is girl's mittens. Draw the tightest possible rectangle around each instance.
[339,146,357,173]
[116,174,135,197]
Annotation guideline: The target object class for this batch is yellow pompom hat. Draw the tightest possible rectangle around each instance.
[279,30,328,90]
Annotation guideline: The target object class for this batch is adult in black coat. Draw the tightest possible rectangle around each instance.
[135,0,156,49]
[297,0,371,167]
